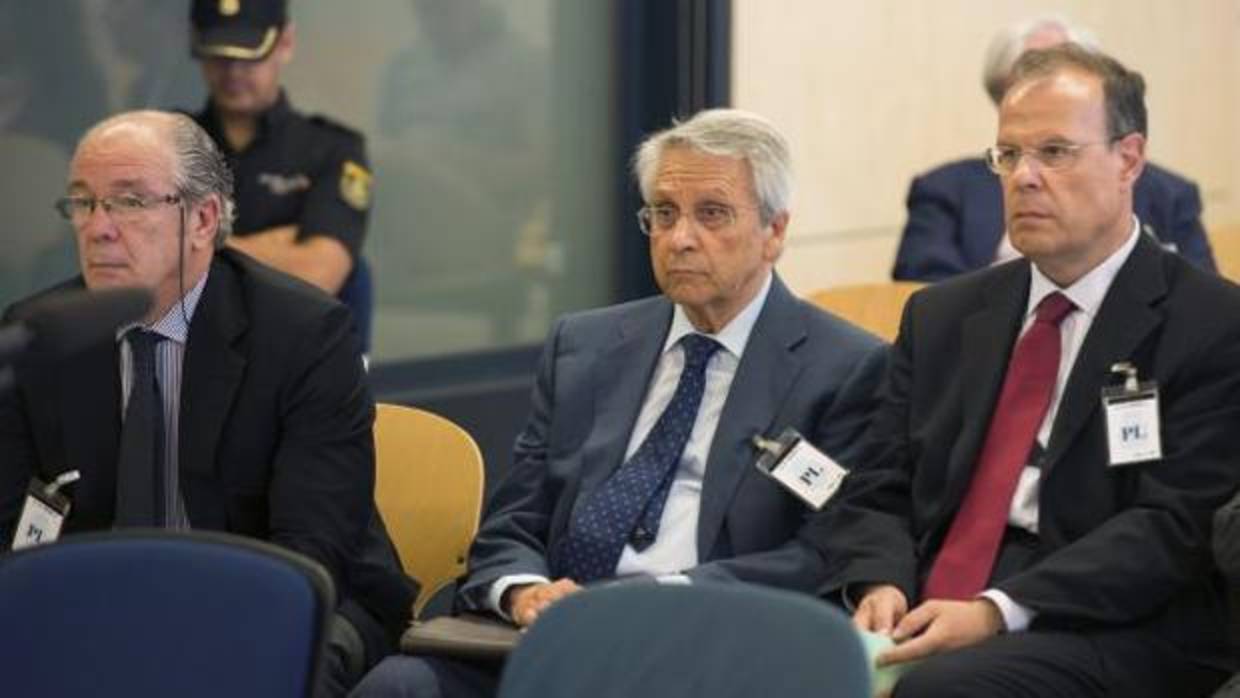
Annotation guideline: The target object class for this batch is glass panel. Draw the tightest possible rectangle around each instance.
[1,0,615,363]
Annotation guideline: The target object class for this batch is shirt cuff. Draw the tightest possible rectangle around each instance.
[488,574,552,621]
[979,589,1035,632]
[655,574,692,586]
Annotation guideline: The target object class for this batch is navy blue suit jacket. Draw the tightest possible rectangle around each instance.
[892,157,1216,281]
[457,276,887,609]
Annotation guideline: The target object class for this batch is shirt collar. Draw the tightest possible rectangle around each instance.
[662,272,773,359]
[117,268,210,345]
[1026,216,1140,322]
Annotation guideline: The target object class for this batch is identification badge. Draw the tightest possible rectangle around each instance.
[753,428,848,510]
[1102,362,1162,466]
[12,471,79,551]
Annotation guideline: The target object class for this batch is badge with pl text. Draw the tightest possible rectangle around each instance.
[753,427,848,510]
[1102,362,1162,467]
[12,471,79,551]
[339,160,373,211]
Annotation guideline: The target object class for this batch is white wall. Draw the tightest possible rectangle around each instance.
[733,0,1240,293]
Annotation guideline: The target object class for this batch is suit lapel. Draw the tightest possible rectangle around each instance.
[179,256,247,483]
[949,263,1030,502]
[59,340,121,523]
[1042,237,1166,470]
[697,277,805,558]
[575,299,671,499]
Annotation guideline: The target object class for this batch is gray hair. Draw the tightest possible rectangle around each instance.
[632,108,792,225]
[167,113,236,247]
[79,111,236,247]
[982,16,1100,105]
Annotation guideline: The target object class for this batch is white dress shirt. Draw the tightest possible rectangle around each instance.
[489,273,774,616]
[983,217,1140,631]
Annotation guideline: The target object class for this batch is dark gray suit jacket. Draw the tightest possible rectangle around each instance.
[458,275,887,609]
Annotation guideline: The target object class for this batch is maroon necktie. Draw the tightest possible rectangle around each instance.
[922,291,1075,600]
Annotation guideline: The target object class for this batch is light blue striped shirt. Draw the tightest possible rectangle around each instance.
[117,271,209,529]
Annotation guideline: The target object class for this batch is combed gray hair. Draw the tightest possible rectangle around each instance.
[167,113,236,247]
[982,16,1100,105]
[77,111,237,247]
[632,108,792,225]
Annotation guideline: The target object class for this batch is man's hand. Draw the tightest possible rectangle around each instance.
[877,598,1004,667]
[853,584,909,635]
[505,578,582,627]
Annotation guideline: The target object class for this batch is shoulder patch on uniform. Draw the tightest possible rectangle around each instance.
[340,160,372,211]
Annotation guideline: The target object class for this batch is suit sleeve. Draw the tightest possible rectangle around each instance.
[266,303,375,587]
[456,317,565,610]
[685,340,890,593]
[892,174,972,282]
[813,295,925,603]
[1214,491,1240,586]
[0,309,36,542]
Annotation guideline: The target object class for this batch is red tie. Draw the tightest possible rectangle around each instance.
[922,291,1075,600]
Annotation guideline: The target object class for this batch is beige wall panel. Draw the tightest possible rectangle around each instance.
[734,0,1240,295]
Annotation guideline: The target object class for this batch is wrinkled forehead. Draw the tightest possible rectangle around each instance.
[653,146,755,201]
[998,68,1107,142]
[69,121,176,193]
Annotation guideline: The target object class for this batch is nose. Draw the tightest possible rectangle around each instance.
[1008,151,1044,189]
[78,202,120,241]
[664,212,700,250]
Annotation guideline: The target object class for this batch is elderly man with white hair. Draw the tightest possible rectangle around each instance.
[352,107,888,698]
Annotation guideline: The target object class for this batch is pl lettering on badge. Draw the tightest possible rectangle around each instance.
[753,428,848,510]
[11,470,79,551]
[1101,362,1162,467]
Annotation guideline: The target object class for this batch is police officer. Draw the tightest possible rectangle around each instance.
[188,0,374,349]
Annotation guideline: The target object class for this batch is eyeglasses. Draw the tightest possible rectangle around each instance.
[636,203,742,236]
[984,137,1124,176]
[54,193,182,225]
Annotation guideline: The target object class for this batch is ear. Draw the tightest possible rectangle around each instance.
[1115,131,1146,189]
[763,210,790,263]
[186,196,221,252]
[277,22,296,65]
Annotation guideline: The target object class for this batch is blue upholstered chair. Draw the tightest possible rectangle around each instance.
[0,530,334,698]
[497,582,872,698]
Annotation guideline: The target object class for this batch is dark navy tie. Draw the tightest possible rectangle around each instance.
[551,333,721,582]
[114,329,167,527]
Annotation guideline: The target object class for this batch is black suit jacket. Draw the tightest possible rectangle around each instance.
[826,235,1240,669]
[0,250,415,646]
[892,157,1217,281]
[458,276,888,609]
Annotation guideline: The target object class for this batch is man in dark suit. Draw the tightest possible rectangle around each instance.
[827,45,1240,698]
[0,111,415,698]
[892,16,1215,282]
[352,108,887,697]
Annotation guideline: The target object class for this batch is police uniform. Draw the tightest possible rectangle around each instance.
[192,91,370,263]
[190,92,375,349]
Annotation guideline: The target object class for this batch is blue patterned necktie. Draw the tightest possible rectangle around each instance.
[115,329,167,527]
[551,333,722,583]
